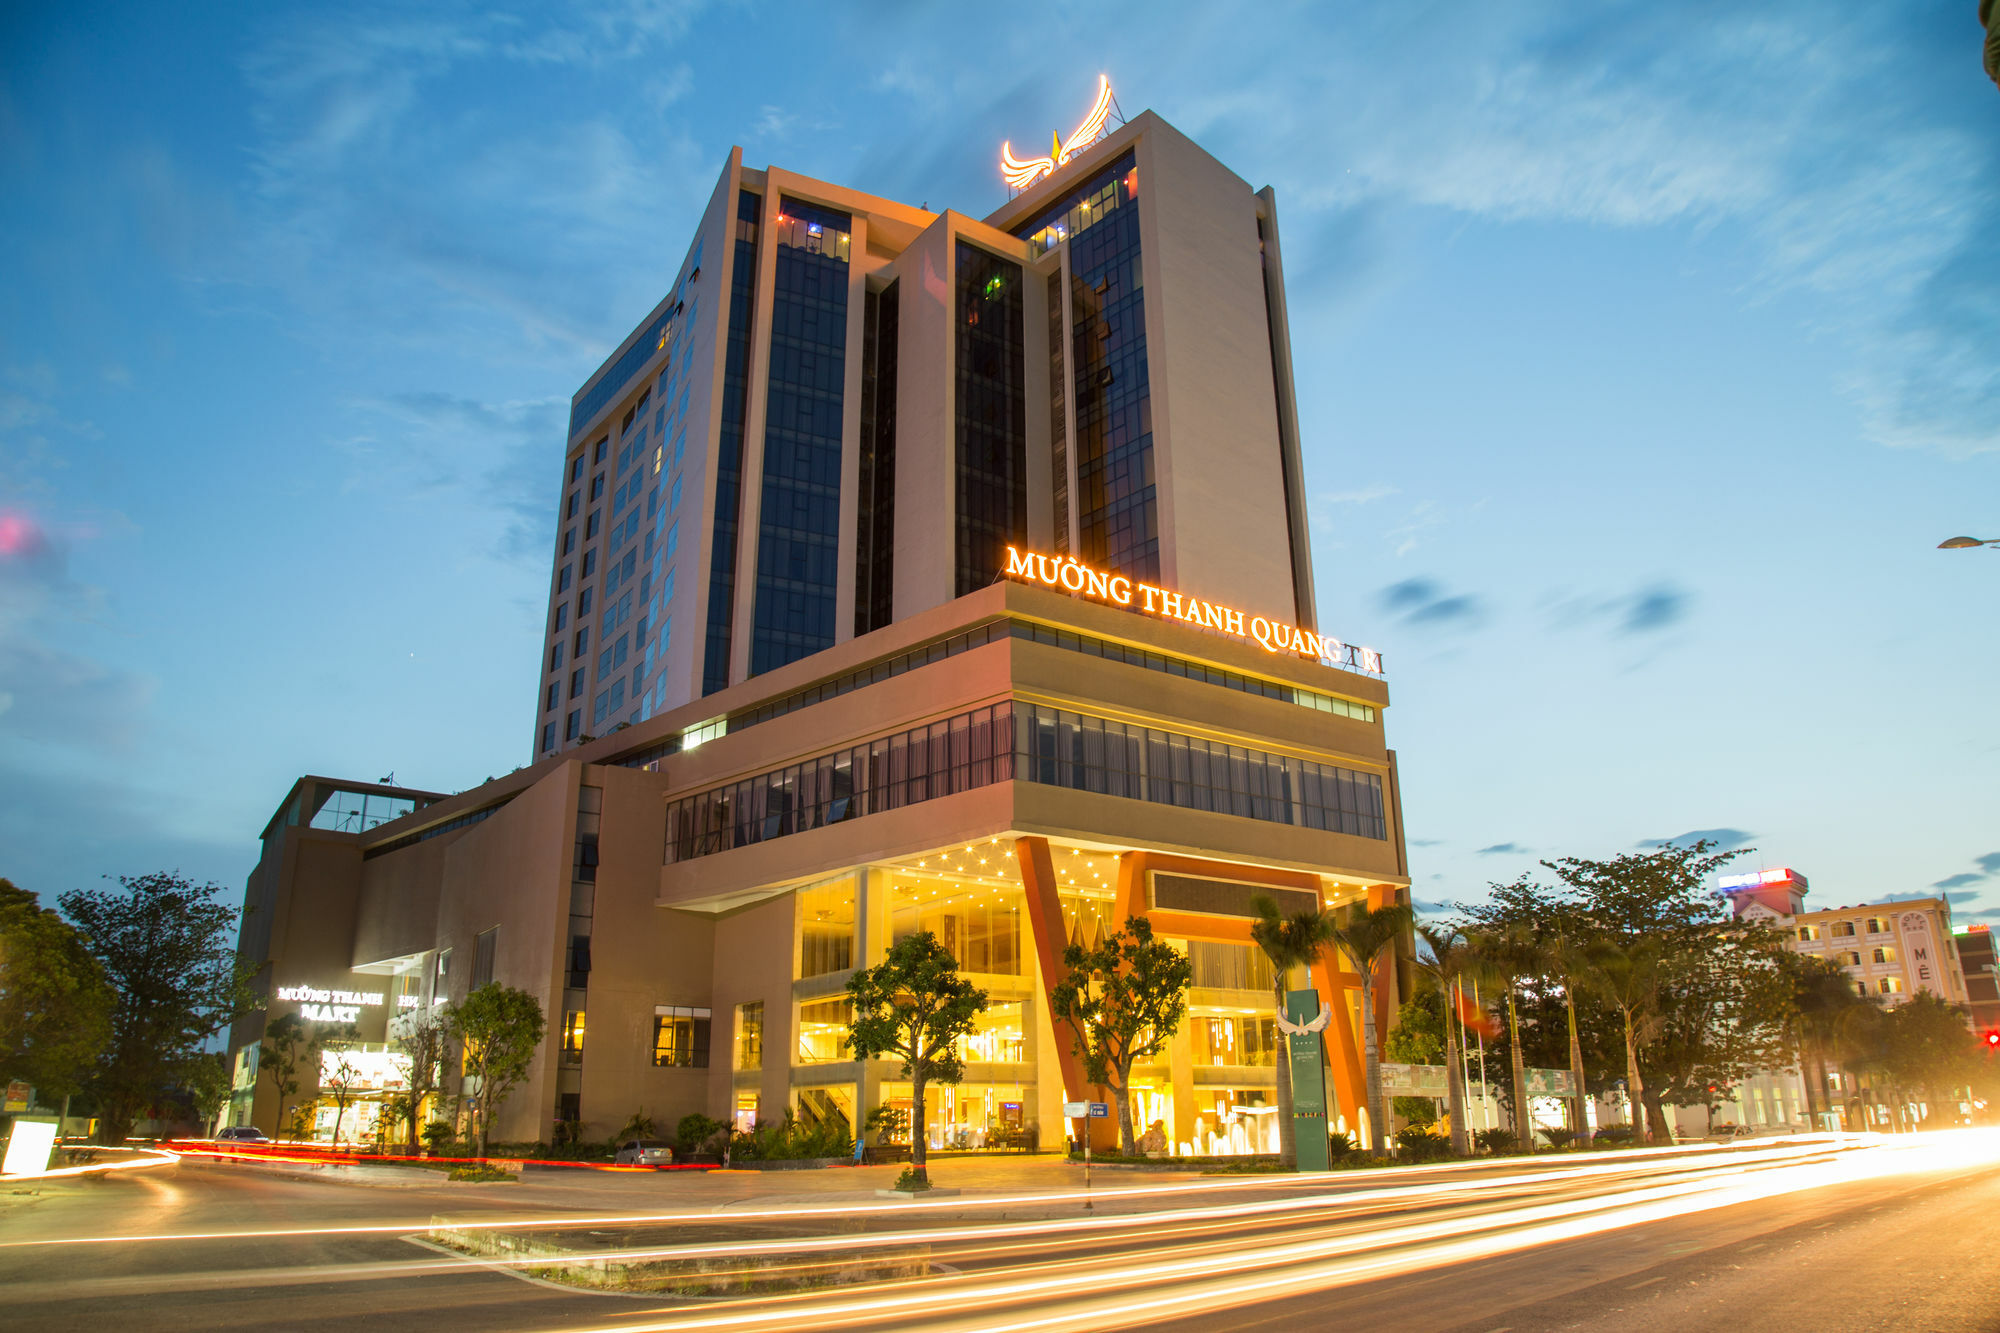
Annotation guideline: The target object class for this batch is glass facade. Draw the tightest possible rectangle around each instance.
[890,878,1022,976]
[796,998,852,1063]
[1015,152,1156,579]
[704,190,762,696]
[1047,269,1070,552]
[797,877,856,977]
[854,281,898,636]
[954,242,1027,596]
[750,196,852,676]
[662,700,1387,864]
[652,1006,711,1067]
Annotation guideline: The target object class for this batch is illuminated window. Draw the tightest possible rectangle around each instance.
[1865,917,1890,935]
[653,1007,711,1067]
[797,879,856,978]
[471,927,497,990]
[1840,951,1862,967]
[956,1000,1027,1063]
[1191,1015,1279,1067]
[560,1011,585,1066]
[1877,976,1903,995]
[1872,946,1897,965]
[796,999,852,1063]
[1831,922,1856,938]
[736,1001,764,1070]
[1796,925,1820,941]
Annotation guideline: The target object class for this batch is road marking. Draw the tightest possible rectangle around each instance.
[1626,1275,1664,1290]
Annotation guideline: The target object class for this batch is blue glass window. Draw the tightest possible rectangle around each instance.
[704,190,761,696]
[954,244,1026,595]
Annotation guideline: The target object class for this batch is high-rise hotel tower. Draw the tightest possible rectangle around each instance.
[227,99,1412,1154]
[533,107,1318,756]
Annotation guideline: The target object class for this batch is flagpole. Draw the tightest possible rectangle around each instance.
[1473,977,1491,1131]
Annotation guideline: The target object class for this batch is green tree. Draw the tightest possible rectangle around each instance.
[318,1023,364,1144]
[1383,989,1444,1130]
[392,1010,451,1154]
[845,932,986,1189]
[61,872,264,1141]
[1580,938,1667,1142]
[260,1012,318,1137]
[1780,952,1865,1127]
[182,1051,232,1138]
[1333,901,1415,1153]
[1049,916,1193,1155]
[1413,924,1481,1156]
[1249,895,1339,1168]
[446,983,546,1157]
[1468,925,1541,1146]
[0,879,113,1100]
[1870,993,1985,1127]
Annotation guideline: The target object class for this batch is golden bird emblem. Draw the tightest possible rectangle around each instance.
[1001,75,1114,189]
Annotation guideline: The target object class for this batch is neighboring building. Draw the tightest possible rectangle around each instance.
[1721,868,1971,1008]
[1958,924,1998,1033]
[530,104,1318,759]
[1719,866,1976,1131]
[226,101,1413,1154]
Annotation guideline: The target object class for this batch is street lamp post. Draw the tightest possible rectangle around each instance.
[1937,536,2000,550]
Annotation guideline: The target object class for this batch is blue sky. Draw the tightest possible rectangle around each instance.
[2,1,1996,927]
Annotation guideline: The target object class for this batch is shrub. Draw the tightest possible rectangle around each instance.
[1591,1124,1636,1146]
[892,1166,932,1192]
[676,1113,730,1155]
[614,1108,657,1143]
[864,1104,909,1143]
[1392,1096,1439,1128]
[1539,1127,1577,1150]
[728,1112,852,1161]
[421,1122,455,1156]
[1394,1127,1451,1161]
[1326,1131,1354,1159]
[448,1164,516,1182]
[1473,1127,1519,1155]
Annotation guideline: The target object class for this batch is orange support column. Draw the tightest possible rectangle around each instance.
[1016,836,1099,1142]
[1366,883,1402,1049]
[1314,968,1367,1136]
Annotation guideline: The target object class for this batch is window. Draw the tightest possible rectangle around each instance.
[1191,1015,1279,1067]
[583,550,598,578]
[590,473,605,501]
[566,491,579,519]
[1831,921,1856,937]
[541,722,555,752]
[1839,951,1862,967]
[574,627,589,655]
[798,879,856,978]
[544,682,558,712]
[1796,925,1820,941]
[579,587,593,616]
[570,455,584,483]
[433,946,451,1001]
[669,473,682,512]
[1878,976,1903,995]
[558,563,572,592]
[1866,917,1890,934]
[796,999,852,1063]
[562,528,576,555]
[587,510,601,539]
[594,437,608,464]
[554,603,569,632]
[665,519,679,559]
[561,1011,585,1066]
[471,927,497,989]
[736,1001,764,1070]
[549,641,564,671]
[566,709,581,741]
[570,667,584,698]
[654,1007,711,1067]
[1873,946,1897,965]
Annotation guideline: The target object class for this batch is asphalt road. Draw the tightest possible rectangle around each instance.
[1,1136,1993,1331]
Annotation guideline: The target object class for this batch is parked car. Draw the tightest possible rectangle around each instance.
[614,1138,675,1165]
[216,1126,271,1143]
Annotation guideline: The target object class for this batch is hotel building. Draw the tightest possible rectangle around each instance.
[226,103,1412,1154]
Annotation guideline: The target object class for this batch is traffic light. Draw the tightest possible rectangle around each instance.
[1985,1029,1999,1050]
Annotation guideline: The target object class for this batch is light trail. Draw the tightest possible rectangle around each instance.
[0,1135,1857,1250]
[0,1146,180,1183]
[549,1129,2000,1333]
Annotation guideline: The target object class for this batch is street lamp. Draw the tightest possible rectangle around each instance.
[1937,536,2000,550]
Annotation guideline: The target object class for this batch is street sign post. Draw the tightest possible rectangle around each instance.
[1068,1100,1111,1208]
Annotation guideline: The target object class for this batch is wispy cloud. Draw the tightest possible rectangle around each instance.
[1378,577,1485,629]
[1640,827,1756,853]
[1931,850,2000,891]
[1549,582,1695,638]
[1478,842,1529,856]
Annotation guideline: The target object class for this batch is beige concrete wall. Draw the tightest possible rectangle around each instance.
[710,891,798,1122]
[891,213,958,621]
[1137,119,1301,623]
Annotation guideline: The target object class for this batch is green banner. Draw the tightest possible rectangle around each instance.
[1284,989,1330,1171]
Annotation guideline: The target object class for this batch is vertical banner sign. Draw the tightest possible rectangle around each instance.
[1897,912,1941,995]
[1284,989,1331,1172]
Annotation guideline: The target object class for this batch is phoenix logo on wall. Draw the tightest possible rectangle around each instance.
[1000,75,1115,189]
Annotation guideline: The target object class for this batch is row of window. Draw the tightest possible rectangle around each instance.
[1797,917,1896,941]
[662,700,1388,864]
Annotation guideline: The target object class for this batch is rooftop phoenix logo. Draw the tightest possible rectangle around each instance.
[1000,75,1115,189]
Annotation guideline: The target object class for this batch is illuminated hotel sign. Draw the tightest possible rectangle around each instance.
[1716,867,1808,891]
[1003,546,1383,674]
[1001,75,1115,189]
[278,984,385,1024]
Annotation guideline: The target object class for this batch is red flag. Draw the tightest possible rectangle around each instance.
[1455,986,1501,1039]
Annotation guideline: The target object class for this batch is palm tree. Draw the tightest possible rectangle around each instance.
[1250,895,1337,1168]
[1538,925,1599,1148]
[1332,901,1416,1153]
[1784,952,1865,1129]
[1468,926,1540,1147]
[1414,924,1481,1157]
[1580,938,1666,1142]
